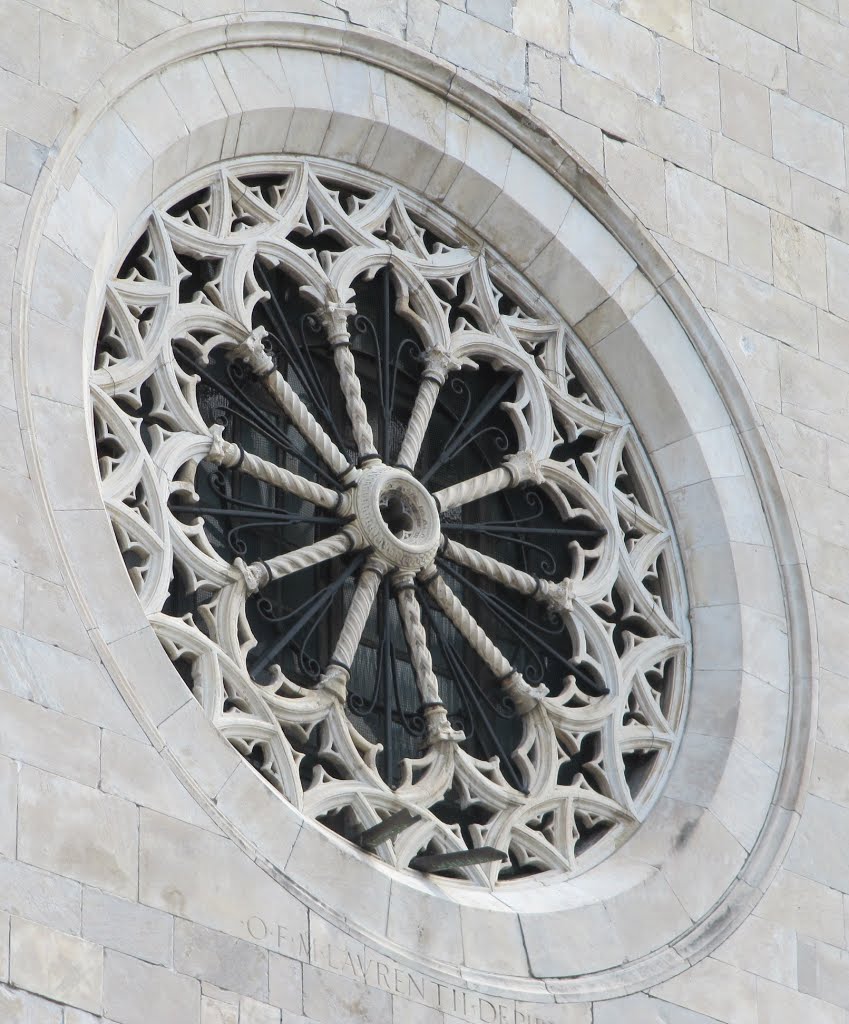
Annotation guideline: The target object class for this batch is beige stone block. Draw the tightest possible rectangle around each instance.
[31,397,102,511]
[713,135,792,214]
[621,0,693,45]
[267,953,303,1016]
[0,470,62,583]
[717,263,817,352]
[792,169,849,245]
[175,920,268,1001]
[694,4,787,89]
[5,632,142,741]
[595,995,720,1023]
[527,45,561,105]
[810,740,849,809]
[0,689,100,786]
[118,0,184,49]
[406,0,439,49]
[801,527,849,602]
[781,345,849,439]
[371,73,445,192]
[532,103,604,175]
[0,755,14,861]
[756,867,846,946]
[18,767,138,899]
[10,918,102,1013]
[713,914,797,987]
[77,109,151,220]
[719,67,772,158]
[826,235,849,321]
[711,0,799,47]
[660,39,720,131]
[522,901,625,977]
[727,192,772,282]
[83,889,173,968]
[829,432,849,492]
[657,236,718,309]
[0,67,74,146]
[816,590,849,678]
[158,696,241,801]
[640,96,713,177]
[762,409,828,481]
[139,811,308,956]
[785,792,849,891]
[575,266,658,347]
[651,957,758,1024]
[0,859,81,935]
[514,0,569,53]
[604,136,667,233]
[798,937,849,1010]
[571,0,658,99]
[432,6,526,93]
[788,51,849,128]
[479,146,573,267]
[772,93,846,189]
[103,950,200,1024]
[560,60,643,147]
[757,978,846,1024]
[528,199,635,323]
[100,729,211,829]
[202,997,238,1024]
[31,239,91,335]
[799,4,849,75]
[0,0,38,81]
[0,985,63,1023]
[39,12,125,100]
[461,899,529,975]
[385,874,463,965]
[240,996,280,1024]
[302,963,392,1022]
[0,182,27,250]
[772,210,827,306]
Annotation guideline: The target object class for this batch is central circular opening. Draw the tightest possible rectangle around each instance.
[380,491,415,538]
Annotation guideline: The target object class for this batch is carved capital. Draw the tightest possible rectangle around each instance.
[423,703,465,745]
[505,449,546,487]
[232,326,273,375]
[540,577,575,618]
[205,424,241,468]
[233,556,269,594]
[318,302,357,345]
[423,347,467,383]
[502,673,549,715]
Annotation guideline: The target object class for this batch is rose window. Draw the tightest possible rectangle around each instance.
[91,159,689,886]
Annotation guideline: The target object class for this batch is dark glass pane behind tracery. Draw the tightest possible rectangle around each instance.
[154,190,609,805]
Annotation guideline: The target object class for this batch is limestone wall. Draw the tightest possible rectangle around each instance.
[1,2,847,1022]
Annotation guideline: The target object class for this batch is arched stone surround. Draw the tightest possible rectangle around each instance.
[14,14,816,1004]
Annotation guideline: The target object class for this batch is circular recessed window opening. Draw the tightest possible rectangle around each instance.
[90,157,690,888]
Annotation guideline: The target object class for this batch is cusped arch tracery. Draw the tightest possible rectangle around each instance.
[91,156,690,887]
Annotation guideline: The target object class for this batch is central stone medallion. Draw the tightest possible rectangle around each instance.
[354,463,441,571]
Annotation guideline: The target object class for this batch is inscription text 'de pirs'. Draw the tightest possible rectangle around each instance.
[246,917,557,1024]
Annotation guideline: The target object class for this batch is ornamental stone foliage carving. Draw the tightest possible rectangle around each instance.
[91,157,689,887]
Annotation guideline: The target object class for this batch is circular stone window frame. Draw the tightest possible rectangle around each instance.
[15,14,816,1003]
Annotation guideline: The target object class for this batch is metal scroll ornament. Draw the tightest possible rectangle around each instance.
[92,159,689,886]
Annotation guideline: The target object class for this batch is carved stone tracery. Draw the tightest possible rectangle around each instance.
[91,158,689,887]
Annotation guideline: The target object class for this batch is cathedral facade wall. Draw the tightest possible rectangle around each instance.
[0,2,846,1022]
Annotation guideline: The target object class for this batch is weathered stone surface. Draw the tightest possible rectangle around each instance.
[83,890,173,968]
[103,951,200,1024]
[10,918,103,1013]
[18,767,138,899]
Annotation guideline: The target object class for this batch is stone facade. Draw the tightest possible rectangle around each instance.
[1,2,847,1023]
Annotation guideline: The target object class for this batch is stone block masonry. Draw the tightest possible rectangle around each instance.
[0,0,845,1023]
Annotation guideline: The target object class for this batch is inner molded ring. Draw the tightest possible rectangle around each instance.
[354,465,441,569]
